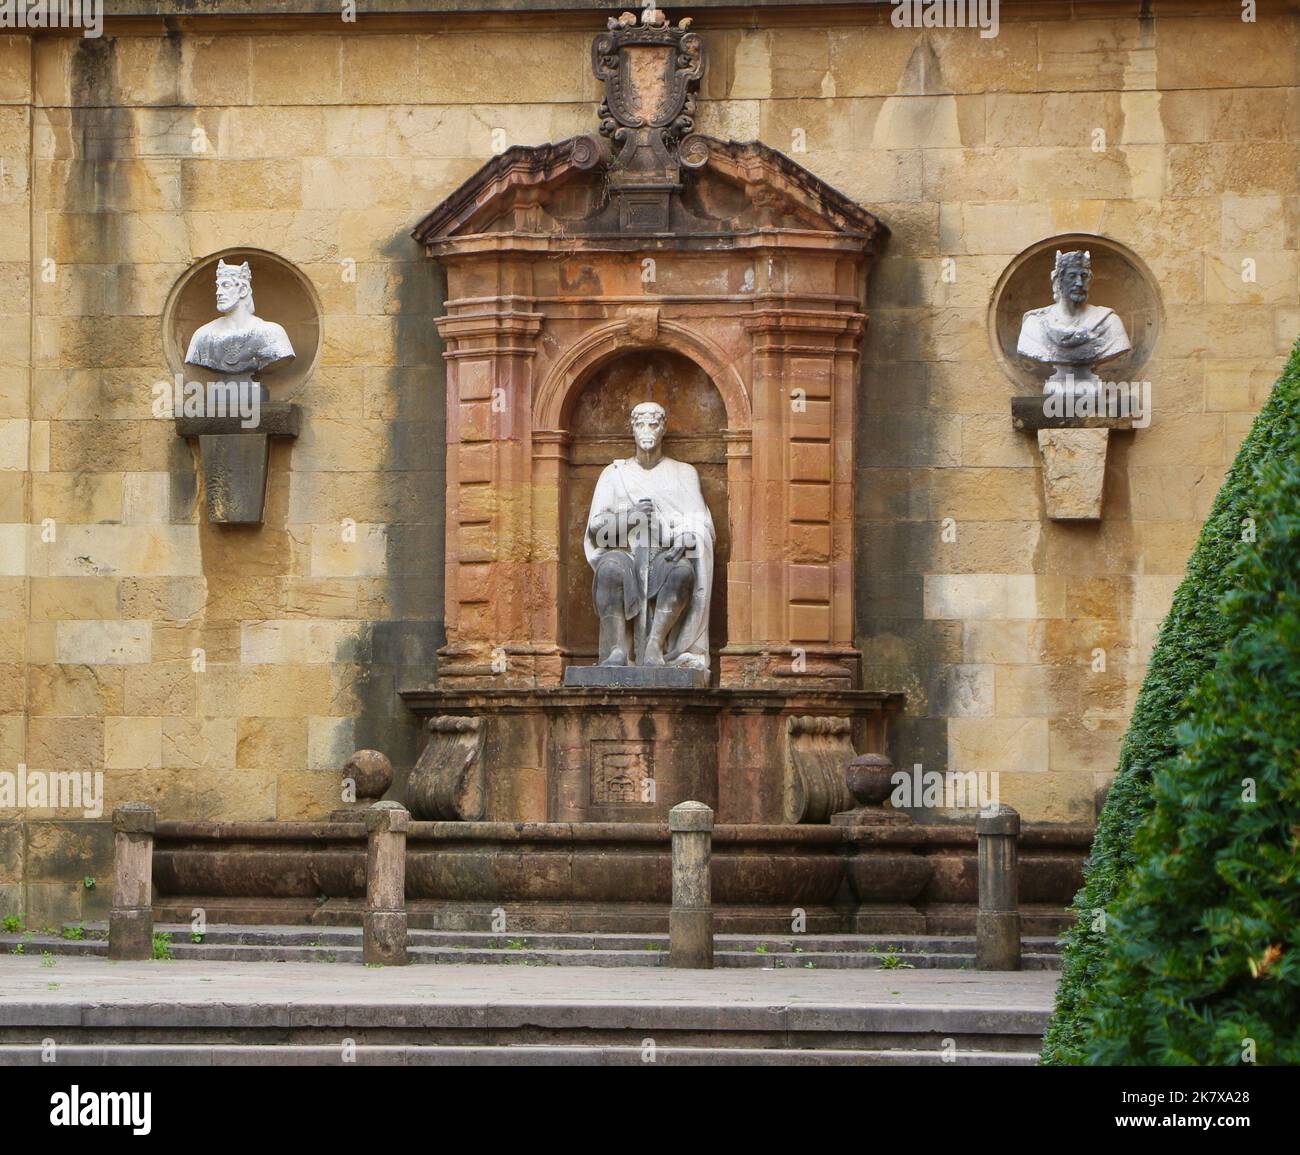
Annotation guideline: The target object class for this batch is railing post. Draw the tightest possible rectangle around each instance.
[976,803,1021,971]
[363,801,409,965]
[108,803,155,961]
[669,801,713,969]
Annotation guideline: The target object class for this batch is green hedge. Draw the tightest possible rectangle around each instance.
[1085,417,1300,1063]
[1041,342,1300,1064]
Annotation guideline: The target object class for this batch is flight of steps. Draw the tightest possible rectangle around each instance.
[0,926,1056,1064]
[4,924,1063,970]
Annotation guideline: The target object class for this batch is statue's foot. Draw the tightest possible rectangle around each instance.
[600,648,628,666]
[643,646,666,668]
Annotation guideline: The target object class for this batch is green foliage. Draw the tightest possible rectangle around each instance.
[1084,426,1300,1063]
[1,914,21,934]
[151,931,174,961]
[1043,344,1300,1064]
[60,925,85,941]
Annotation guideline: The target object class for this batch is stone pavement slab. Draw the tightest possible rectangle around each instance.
[0,954,1058,1010]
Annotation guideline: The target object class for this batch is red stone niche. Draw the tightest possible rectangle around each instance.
[561,348,730,664]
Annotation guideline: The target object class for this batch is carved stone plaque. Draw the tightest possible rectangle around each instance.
[590,739,655,806]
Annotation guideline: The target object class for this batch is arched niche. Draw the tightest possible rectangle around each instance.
[560,348,730,665]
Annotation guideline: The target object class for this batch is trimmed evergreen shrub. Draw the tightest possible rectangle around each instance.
[1041,342,1300,1064]
[1085,422,1300,1064]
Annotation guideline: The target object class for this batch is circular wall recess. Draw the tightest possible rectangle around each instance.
[162,248,322,393]
[989,233,1162,392]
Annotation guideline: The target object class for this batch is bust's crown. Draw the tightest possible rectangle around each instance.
[216,259,252,287]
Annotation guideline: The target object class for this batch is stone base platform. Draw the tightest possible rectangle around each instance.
[562,665,708,689]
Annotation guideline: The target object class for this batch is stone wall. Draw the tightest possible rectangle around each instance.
[0,2,1297,923]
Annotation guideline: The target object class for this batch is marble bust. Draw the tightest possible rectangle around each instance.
[1017,250,1131,396]
[184,259,295,377]
[584,401,715,671]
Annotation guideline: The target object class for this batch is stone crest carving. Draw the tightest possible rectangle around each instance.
[592,8,705,228]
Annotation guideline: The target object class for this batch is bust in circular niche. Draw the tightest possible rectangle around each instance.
[184,259,295,377]
[1017,249,1131,396]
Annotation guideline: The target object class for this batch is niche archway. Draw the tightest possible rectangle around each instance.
[559,349,730,667]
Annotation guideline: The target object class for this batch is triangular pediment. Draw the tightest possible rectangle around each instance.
[412,136,886,250]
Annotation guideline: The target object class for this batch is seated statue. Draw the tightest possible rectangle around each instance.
[584,401,715,671]
[1017,250,1131,396]
[185,259,295,377]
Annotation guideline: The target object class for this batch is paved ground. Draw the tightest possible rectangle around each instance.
[0,954,1059,1010]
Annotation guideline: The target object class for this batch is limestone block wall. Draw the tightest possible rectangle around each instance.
[0,3,1296,922]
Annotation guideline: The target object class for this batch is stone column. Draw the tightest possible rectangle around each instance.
[108,803,155,961]
[669,801,713,969]
[976,804,1021,971]
[363,801,410,966]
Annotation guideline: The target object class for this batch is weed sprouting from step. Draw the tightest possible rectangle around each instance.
[191,932,205,944]
[754,944,768,954]
[61,925,85,941]
[41,951,55,968]
[2,914,21,933]
[506,938,526,950]
[10,943,23,955]
[152,931,174,961]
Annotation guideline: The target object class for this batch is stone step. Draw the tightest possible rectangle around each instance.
[0,1043,1037,1066]
[2,925,1061,970]
[0,1000,1046,1053]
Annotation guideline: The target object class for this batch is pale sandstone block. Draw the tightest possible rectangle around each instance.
[124,664,196,716]
[122,473,170,525]
[419,31,588,105]
[925,574,1063,621]
[104,716,163,771]
[1156,16,1298,90]
[250,35,341,105]
[943,664,994,717]
[37,525,200,578]
[1205,251,1297,305]
[236,716,307,771]
[0,418,26,469]
[240,619,361,664]
[29,577,119,621]
[1221,195,1286,249]
[725,29,772,100]
[1204,358,1285,412]
[340,36,422,104]
[181,159,302,210]
[963,620,1038,665]
[162,716,237,771]
[276,769,339,821]
[217,107,326,159]
[308,715,354,771]
[948,717,1049,775]
[28,664,124,717]
[180,36,252,106]
[56,621,150,665]
[0,524,26,576]
[195,770,276,822]
[0,35,31,103]
[302,158,412,211]
[992,771,1097,824]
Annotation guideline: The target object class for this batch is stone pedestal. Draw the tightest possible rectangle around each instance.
[401,686,899,825]
[1010,395,1135,521]
[176,403,301,524]
[1036,428,1110,521]
[109,803,155,961]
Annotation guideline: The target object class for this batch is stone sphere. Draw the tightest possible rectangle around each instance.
[845,753,895,808]
[343,749,393,800]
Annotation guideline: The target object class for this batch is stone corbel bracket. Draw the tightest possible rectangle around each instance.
[176,403,302,525]
[406,716,486,821]
[1011,396,1135,521]
[785,715,854,825]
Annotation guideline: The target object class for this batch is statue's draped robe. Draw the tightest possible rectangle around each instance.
[1016,303,1130,370]
[585,457,715,669]
[185,318,296,375]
